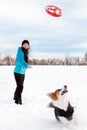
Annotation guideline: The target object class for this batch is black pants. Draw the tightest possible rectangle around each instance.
[14,72,25,104]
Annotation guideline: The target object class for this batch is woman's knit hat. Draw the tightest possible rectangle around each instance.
[22,40,29,46]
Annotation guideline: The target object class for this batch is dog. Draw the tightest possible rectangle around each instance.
[47,85,76,123]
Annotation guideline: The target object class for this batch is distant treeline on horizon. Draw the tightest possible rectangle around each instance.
[0,52,87,65]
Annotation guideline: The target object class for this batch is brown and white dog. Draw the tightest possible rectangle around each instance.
[47,85,76,123]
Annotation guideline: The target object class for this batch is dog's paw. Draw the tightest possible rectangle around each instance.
[48,102,54,108]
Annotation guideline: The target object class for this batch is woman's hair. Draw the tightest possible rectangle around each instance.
[21,40,30,63]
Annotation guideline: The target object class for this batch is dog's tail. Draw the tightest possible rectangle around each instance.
[48,102,55,108]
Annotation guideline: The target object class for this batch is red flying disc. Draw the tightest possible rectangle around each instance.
[45,5,62,17]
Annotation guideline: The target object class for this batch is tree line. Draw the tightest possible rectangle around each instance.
[0,53,87,65]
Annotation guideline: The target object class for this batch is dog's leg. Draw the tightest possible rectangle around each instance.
[72,107,78,125]
[54,108,61,122]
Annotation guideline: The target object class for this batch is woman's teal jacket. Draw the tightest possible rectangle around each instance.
[14,47,29,74]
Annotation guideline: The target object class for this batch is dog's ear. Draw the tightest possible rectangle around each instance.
[47,92,57,100]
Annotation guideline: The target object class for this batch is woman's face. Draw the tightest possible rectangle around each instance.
[22,43,29,49]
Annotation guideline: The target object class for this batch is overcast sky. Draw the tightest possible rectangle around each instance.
[0,0,87,59]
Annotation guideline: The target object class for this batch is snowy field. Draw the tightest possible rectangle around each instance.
[0,65,87,130]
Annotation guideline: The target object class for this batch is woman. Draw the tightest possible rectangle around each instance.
[14,40,30,105]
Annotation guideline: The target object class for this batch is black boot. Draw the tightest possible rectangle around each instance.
[18,97,22,105]
[15,96,22,105]
[13,92,16,100]
[15,99,19,104]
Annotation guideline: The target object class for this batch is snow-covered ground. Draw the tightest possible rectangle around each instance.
[0,66,87,130]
